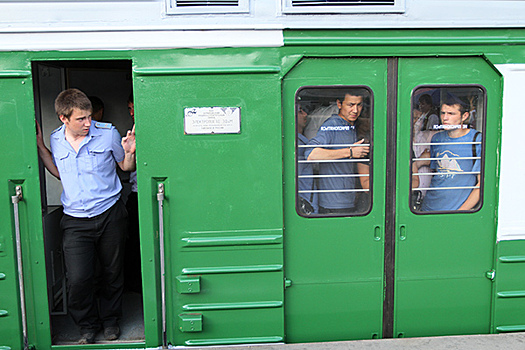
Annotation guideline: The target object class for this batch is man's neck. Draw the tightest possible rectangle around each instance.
[447,127,469,138]
[64,128,87,153]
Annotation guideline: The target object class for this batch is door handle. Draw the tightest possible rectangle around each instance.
[399,224,407,241]
[157,182,167,347]
[374,225,382,241]
[11,185,29,350]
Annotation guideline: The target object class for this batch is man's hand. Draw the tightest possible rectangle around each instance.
[122,124,136,154]
[351,139,370,158]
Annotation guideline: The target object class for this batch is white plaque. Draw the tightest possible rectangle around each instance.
[184,107,241,135]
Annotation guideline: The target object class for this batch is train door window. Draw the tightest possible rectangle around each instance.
[32,60,145,344]
[410,86,485,213]
[296,86,372,217]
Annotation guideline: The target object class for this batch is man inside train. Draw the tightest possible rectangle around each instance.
[305,89,370,215]
[419,96,481,211]
[36,88,136,344]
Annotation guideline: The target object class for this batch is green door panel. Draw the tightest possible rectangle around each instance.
[283,58,388,342]
[134,72,284,347]
[0,69,51,350]
[395,57,502,337]
[494,240,525,333]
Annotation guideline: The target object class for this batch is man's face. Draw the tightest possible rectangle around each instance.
[128,101,135,121]
[60,108,91,137]
[440,104,469,128]
[297,107,308,131]
[337,94,363,124]
[419,99,431,113]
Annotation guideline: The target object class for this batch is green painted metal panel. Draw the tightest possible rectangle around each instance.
[0,64,52,350]
[395,57,501,337]
[494,240,525,333]
[283,57,387,342]
[134,66,284,346]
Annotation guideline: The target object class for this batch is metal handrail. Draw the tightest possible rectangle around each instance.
[157,183,166,348]
[12,185,28,350]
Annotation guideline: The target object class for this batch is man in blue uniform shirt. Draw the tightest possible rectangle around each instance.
[420,98,482,211]
[38,88,136,344]
[305,90,370,214]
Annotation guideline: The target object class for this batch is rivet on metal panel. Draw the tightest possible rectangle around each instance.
[0,273,5,280]
[486,269,495,280]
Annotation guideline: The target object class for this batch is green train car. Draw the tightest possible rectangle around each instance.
[1,1,525,349]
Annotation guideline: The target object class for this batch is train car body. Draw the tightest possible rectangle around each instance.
[1,1,525,349]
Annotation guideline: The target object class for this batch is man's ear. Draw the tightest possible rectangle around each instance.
[59,114,68,123]
[336,99,342,109]
[461,112,470,123]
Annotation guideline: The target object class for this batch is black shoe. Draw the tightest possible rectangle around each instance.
[104,326,120,341]
[79,332,96,344]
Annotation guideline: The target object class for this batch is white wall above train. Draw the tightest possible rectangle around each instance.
[0,0,525,49]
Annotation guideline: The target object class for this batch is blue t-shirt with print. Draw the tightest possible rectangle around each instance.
[305,114,357,209]
[421,129,482,211]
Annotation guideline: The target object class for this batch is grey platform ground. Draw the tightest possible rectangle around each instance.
[200,333,525,350]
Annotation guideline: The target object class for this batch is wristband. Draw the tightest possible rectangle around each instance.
[349,147,353,158]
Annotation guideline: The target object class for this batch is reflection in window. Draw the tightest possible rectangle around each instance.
[411,86,484,213]
[296,87,372,217]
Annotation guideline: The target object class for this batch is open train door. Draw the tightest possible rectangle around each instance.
[0,68,51,349]
[133,62,285,347]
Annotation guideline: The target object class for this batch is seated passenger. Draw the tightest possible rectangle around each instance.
[305,90,370,215]
[297,103,318,215]
[413,94,439,197]
[420,97,482,211]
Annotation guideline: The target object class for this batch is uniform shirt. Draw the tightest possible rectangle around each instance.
[421,129,482,211]
[130,170,137,193]
[50,122,125,218]
[305,114,357,209]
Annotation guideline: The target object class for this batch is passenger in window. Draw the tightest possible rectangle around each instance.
[124,93,142,293]
[297,102,318,215]
[88,96,105,122]
[420,96,482,211]
[413,94,439,198]
[305,90,370,215]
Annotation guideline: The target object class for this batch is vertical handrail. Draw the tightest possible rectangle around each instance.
[11,185,28,350]
[157,183,166,347]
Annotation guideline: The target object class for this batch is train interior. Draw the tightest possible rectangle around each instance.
[32,59,145,344]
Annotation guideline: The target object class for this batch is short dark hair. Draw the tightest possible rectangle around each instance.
[337,89,367,104]
[441,93,469,115]
[419,94,433,106]
[88,96,104,115]
[55,88,92,120]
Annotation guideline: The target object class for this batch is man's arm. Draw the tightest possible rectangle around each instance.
[307,139,369,161]
[118,125,136,172]
[458,174,481,210]
[36,120,60,179]
[411,162,420,188]
[357,163,370,190]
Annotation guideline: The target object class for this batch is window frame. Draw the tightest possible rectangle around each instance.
[282,0,405,15]
[409,84,487,215]
[166,0,249,15]
[294,85,374,218]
